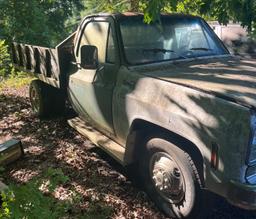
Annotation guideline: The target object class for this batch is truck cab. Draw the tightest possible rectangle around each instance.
[12,13,256,219]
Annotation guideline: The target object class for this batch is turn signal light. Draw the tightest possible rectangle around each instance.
[211,143,219,170]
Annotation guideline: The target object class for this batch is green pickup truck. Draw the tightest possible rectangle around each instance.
[12,13,256,218]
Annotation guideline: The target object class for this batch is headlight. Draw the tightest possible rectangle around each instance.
[248,114,256,165]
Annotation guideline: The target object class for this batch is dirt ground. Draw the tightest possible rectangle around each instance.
[1,85,256,219]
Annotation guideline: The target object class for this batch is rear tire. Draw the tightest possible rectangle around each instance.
[29,79,65,118]
[139,137,212,219]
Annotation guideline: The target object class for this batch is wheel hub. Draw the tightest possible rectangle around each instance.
[152,169,170,191]
[30,87,40,113]
[150,152,185,203]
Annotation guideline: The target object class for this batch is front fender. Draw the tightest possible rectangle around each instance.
[113,69,251,197]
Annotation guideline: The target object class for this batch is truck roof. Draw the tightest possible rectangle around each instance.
[86,12,201,21]
[116,12,199,18]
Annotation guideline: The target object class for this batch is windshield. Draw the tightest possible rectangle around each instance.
[119,15,229,65]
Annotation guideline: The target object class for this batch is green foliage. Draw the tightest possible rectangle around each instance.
[65,0,132,30]
[0,40,13,78]
[0,167,5,176]
[0,167,114,219]
[0,72,33,91]
[0,0,83,46]
[0,0,255,48]
[0,168,70,219]
[80,0,129,17]
[143,0,163,24]
[0,190,14,218]
[77,0,212,24]
[252,26,256,40]
[5,183,67,219]
[44,167,69,192]
[143,0,256,32]
[0,1,49,45]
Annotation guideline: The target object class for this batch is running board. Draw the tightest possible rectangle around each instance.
[67,117,125,163]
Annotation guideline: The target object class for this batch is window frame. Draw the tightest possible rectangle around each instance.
[118,15,230,66]
[76,20,109,64]
[106,26,116,64]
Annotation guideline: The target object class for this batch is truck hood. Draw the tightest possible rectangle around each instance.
[137,56,256,108]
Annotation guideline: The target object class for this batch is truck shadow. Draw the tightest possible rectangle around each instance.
[91,147,256,219]
[3,55,256,218]
[0,92,164,217]
[2,91,255,218]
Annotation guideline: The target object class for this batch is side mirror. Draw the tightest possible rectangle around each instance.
[80,45,98,69]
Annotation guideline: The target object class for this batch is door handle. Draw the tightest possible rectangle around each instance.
[71,61,82,70]
[98,66,104,71]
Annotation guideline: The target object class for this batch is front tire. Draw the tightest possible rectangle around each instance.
[140,137,209,219]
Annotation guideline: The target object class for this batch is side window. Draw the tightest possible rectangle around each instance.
[106,28,115,63]
[78,22,109,64]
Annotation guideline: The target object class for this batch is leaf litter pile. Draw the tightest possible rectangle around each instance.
[1,85,256,219]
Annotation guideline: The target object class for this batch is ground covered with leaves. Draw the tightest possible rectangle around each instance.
[1,82,256,219]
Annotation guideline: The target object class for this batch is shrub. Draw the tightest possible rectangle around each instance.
[0,40,13,79]
[0,190,14,218]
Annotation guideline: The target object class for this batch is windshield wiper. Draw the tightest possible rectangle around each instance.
[142,48,187,59]
[143,48,175,53]
[189,47,212,51]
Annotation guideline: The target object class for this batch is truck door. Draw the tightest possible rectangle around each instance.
[69,18,119,135]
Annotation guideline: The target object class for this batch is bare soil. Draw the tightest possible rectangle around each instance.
[1,85,256,219]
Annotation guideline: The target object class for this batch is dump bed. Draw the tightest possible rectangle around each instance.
[11,32,76,89]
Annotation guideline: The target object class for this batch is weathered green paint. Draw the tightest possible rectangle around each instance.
[12,12,256,210]
[69,16,120,136]
[113,59,252,199]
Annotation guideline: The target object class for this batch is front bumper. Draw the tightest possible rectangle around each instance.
[227,180,256,210]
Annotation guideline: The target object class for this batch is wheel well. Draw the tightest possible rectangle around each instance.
[125,119,205,186]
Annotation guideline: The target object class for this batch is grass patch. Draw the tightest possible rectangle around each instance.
[1,168,72,219]
[0,72,34,90]
[83,201,113,219]
[0,168,114,219]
